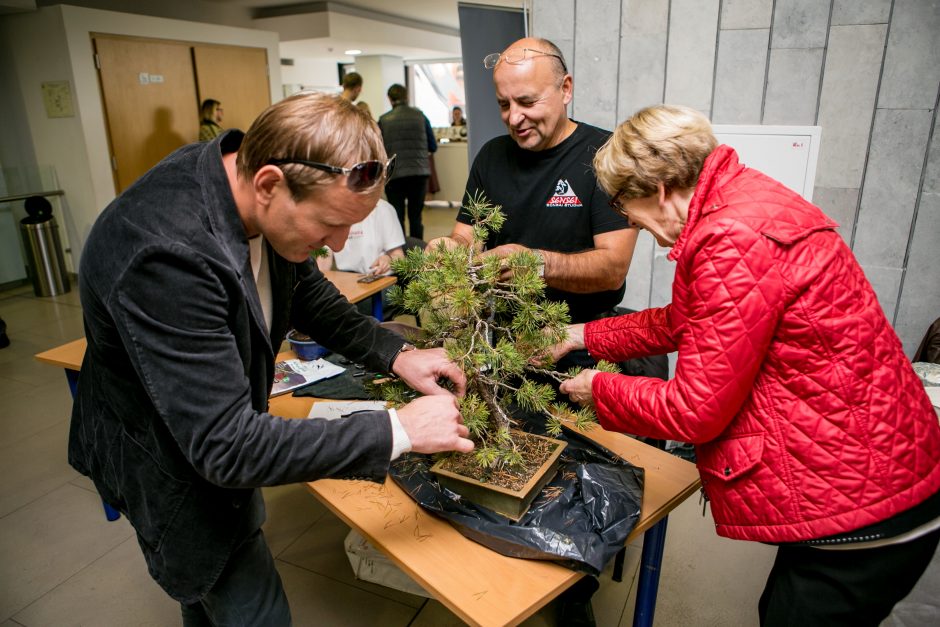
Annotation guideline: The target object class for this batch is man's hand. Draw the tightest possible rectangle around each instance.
[481,243,531,281]
[397,395,474,454]
[559,368,598,407]
[424,236,464,252]
[392,347,467,396]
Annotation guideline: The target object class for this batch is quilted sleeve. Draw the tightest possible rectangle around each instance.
[585,306,677,361]
[591,220,788,443]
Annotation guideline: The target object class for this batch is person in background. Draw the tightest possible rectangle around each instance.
[451,106,467,126]
[341,71,363,102]
[320,198,405,278]
[356,100,373,120]
[70,93,473,626]
[198,99,223,141]
[317,197,407,319]
[555,104,940,626]
[378,83,437,240]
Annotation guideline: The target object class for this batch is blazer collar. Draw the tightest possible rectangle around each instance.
[197,130,277,356]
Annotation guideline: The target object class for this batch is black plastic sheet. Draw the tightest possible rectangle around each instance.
[390,411,644,575]
[292,353,378,400]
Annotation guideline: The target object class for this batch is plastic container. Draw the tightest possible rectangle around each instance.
[287,329,330,360]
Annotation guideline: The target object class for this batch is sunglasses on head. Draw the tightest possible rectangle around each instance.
[267,154,396,192]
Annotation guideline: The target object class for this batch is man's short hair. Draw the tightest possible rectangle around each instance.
[342,72,363,89]
[387,83,407,104]
[237,92,386,200]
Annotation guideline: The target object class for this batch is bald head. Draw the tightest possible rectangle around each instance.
[491,37,574,152]
[498,37,568,82]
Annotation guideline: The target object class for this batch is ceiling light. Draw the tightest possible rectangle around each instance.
[345,49,362,56]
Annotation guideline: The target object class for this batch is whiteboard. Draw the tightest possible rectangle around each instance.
[712,125,821,201]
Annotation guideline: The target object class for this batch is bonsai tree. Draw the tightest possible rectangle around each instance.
[383,193,617,478]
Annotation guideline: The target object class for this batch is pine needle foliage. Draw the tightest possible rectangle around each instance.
[386,193,600,472]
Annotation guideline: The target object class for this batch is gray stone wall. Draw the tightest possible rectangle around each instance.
[533,0,940,356]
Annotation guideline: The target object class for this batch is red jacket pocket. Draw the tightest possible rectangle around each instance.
[697,432,764,481]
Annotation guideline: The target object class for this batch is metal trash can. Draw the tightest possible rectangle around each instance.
[20,195,70,297]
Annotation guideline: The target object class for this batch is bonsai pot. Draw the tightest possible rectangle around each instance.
[430,432,567,521]
[287,329,330,361]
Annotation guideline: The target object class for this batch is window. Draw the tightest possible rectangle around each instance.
[412,62,465,127]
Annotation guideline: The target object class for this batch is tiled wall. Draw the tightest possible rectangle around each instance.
[534,0,940,356]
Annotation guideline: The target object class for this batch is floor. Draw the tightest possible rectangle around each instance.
[1,206,937,626]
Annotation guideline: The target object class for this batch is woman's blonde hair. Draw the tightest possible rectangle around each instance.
[237,92,386,199]
[594,104,718,200]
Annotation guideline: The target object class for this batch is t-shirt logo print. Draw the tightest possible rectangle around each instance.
[546,178,583,208]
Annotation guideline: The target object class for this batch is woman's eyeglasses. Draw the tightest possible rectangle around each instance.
[267,154,396,192]
[608,191,627,218]
[608,190,642,229]
[483,48,568,73]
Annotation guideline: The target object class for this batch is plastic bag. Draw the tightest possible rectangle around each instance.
[390,411,644,575]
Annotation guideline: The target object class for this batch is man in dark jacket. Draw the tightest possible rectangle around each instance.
[378,83,437,239]
[69,92,472,626]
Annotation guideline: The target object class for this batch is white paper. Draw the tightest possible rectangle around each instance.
[286,358,344,380]
[925,386,940,410]
[307,400,388,421]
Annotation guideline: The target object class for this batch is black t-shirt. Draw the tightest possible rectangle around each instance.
[458,122,628,323]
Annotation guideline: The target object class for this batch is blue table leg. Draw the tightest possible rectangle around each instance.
[102,501,121,521]
[633,516,669,627]
[65,368,79,398]
[64,367,121,523]
[371,292,384,320]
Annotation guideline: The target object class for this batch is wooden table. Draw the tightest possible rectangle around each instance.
[272,391,699,627]
[36,313,700,627]
[321,269,395,319]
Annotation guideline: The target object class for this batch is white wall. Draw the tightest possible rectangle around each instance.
[0,4,281,271]
[281,57,341,97]
[356,55,406,118]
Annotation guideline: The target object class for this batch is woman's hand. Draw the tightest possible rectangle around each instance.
[542,323,586,364]
[560,368,598,407]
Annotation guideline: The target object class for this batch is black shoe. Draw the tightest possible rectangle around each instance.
[556,576,599,627]
[0,332,9,349]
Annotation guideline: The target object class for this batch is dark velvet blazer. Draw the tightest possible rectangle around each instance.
[69,132,406,603]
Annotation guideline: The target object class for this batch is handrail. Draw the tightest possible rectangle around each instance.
[0,190,64,203]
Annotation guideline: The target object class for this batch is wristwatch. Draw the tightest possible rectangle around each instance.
[390,342,417,369]
[533,249,545,278]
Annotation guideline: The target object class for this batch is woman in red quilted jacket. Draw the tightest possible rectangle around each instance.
[553,104,940,626]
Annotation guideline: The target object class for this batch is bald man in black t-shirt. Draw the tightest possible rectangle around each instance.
[429,37,636,324]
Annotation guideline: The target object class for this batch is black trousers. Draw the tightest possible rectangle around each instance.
[385,175,429,240]
[759,527,940,627]
[181,528,291,626]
